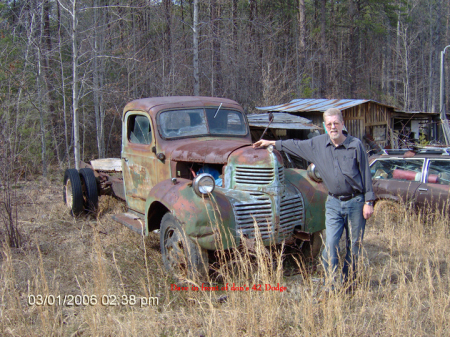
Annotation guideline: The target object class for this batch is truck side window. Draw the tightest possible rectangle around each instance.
[371,159,424,181]
[427,160,450,185]
[128,115,152,145]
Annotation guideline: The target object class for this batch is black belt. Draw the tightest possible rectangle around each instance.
[328,192,361,201]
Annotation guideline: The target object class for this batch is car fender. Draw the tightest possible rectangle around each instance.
[145,178,236,250]
[285,169,328,233]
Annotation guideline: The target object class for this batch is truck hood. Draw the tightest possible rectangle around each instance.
[169,139,251,164]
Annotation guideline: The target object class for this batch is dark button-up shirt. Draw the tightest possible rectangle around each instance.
[275,134,375,201]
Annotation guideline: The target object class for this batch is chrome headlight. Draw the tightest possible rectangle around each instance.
[307,163,322,182]
[193,173,215,196]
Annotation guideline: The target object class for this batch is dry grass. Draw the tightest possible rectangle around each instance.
[1,179,450,336]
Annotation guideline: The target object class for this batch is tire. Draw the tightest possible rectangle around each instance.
[160,212,209,280]
[63,169,84,216]
[79,168,98,213]
[301,230,324,260]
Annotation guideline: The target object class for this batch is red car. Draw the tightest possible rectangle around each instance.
[369,148,450,213]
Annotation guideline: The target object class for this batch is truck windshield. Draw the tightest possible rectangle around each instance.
[159,108,248,138]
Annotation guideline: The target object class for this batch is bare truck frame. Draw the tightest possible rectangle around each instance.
[63,96,328,277]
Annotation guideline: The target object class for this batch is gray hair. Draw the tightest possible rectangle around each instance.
[323,108,343,122]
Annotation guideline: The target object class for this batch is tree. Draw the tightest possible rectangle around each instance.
[193,0,199,96]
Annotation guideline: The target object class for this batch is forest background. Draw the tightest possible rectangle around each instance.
[1,0,450,177]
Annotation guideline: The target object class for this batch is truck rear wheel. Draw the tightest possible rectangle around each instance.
[79,168,98,213]
[160,212,209,280]
[63,169,84,216]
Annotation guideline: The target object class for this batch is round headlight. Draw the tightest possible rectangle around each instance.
[193,173,215,196]
[307,163,322,182]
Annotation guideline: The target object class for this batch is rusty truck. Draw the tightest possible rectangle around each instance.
[63,96,328,277]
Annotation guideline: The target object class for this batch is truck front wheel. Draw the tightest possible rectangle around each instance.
[301,230,324,260]
[160,212,209,280]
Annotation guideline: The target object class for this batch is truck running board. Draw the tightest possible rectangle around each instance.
[112,212,145,235]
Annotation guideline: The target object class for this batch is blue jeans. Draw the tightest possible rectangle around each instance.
[322,194,366,284]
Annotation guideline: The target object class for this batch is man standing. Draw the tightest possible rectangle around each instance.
[253,108,374,286]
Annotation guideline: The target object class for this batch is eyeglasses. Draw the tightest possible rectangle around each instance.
[325,122,341,128]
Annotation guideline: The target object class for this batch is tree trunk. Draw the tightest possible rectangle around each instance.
[37,2,47,177]
[193,0,199,96]
[57,1,70,166]
[93,0,105,158]
[231,0,238,97]
[163,0,172,95]
[211,0,222,96]
[298,0,306,93]
[402,25,410,110]
[348,0,359,98]
[72,0,80,170]
[394,18,400,103]
[320,0,327,97]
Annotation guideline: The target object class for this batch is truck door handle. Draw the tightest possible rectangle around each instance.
[418,188,428,192]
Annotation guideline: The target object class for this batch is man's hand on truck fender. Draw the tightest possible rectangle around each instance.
[253,140,276,148]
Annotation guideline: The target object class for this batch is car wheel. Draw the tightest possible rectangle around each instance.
[63,169,84,216]
[374,199,402,224]
[160,212,209,279]
[79,168,98,213]
[301,230,324,260]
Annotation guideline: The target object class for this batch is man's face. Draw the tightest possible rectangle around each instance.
[324,115,344,141]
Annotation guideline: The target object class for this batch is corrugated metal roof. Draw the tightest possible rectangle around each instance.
[247,112,319,130]
[256,98,397,112]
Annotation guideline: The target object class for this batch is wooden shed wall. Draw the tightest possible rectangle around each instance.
[295,112,323,129]
[343,102,392,147]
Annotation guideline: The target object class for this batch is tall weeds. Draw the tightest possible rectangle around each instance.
[1,187,450,336]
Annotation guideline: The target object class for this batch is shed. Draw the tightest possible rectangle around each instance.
[256,99,398,148]
[390,110,446,146]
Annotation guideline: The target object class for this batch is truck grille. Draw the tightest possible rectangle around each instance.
[235,167,274,185]
[233,192,304,241]
[235,166,284,185]
[278,166,285,184]
[279,193,304,234]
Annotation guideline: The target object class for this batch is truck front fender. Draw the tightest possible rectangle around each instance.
[285,169,328,233]
[145,179,236,250]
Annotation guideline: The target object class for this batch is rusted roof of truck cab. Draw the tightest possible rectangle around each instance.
[123,96,243,118]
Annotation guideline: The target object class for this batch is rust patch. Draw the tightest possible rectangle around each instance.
[229,146,283,166]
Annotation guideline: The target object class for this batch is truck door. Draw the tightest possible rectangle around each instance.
[122,112,158,214]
